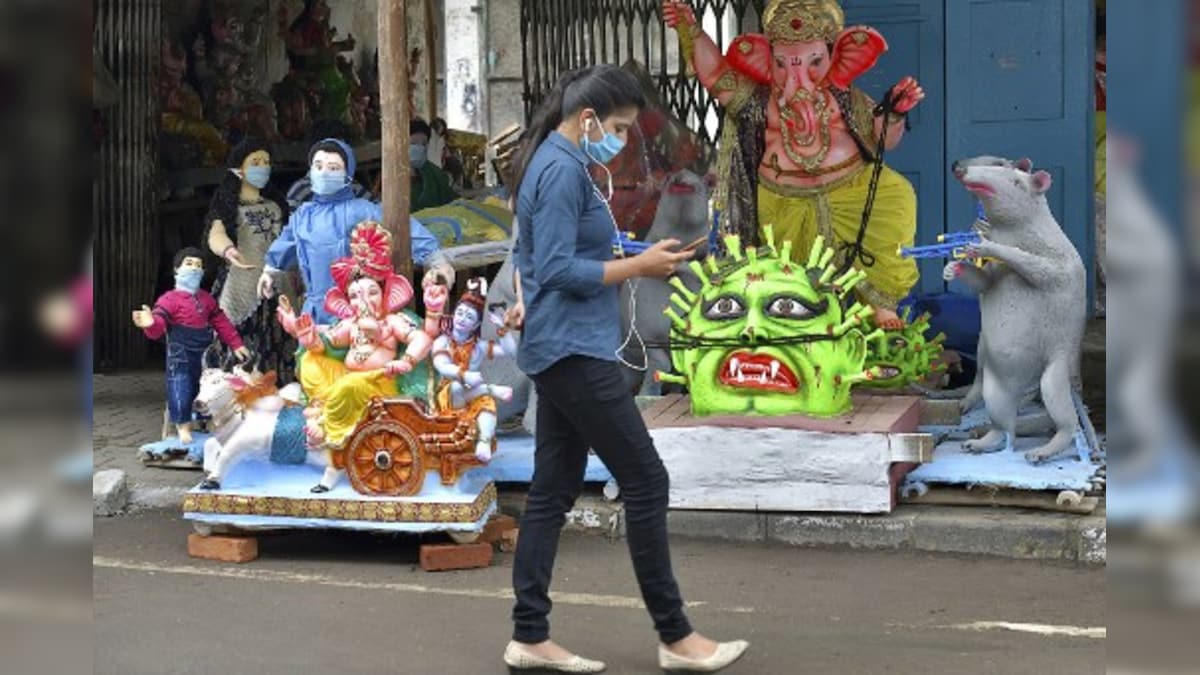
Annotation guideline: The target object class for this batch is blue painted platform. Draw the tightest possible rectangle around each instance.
[182,458,497,534]
[139,433,210,467]
[906,405,1103,492]
[482,430,613,483]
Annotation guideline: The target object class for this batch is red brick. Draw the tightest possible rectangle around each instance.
[498,528,519,553]
[420,542,493,572]
[187,533,258,563]
[480,514,518,544]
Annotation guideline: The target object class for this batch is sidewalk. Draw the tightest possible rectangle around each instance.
[93,371,1105,565]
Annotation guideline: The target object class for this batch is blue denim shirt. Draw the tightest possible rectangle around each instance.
[515,132,618,375]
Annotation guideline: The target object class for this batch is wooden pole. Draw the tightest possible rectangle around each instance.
[424,0,438,122]
[378,0,413,279]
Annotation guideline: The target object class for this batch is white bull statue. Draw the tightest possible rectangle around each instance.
[192,367,336,491]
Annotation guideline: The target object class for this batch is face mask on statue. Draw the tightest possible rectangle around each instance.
[580,113,625,165]
[239,165,272,189]
[310,168,348,196]
[175,268,203,293]
[410,143,428,169]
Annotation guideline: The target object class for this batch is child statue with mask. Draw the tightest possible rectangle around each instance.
[132,248,250,445]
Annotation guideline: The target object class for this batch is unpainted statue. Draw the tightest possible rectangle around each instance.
[945,157,1089,464]
[619,169,714,395]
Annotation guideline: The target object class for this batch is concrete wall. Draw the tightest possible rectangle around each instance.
[484,0,524,135]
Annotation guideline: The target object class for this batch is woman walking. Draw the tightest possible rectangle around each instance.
[503,64,750,673]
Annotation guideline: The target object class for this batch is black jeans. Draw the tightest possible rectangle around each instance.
[511,356,693,645]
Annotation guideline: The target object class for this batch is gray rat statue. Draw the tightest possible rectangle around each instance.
[618,170,713,395]
[946,156,1090,464]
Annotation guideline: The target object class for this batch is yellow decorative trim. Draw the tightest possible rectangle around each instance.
[678,22,702,73]
[183,482,498,524]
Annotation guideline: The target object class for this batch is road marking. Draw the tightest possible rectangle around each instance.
[942,621,1105,639]
[94,556,755,614]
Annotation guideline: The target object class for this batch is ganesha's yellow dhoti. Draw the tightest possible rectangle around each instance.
[299,352,399,447]
[758,165,919,310]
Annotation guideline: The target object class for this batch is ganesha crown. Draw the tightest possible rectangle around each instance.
[763,0,844,44]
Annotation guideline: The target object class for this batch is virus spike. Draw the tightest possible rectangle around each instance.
[655,371,688,385]
[780,239,793,263]
[917,311,932,325]
[863,328,886,343]
[668,277,697,302]
[931,332,947,345]
[931,363,948,373]
[723,235,744,261]
[806,236,826,268]
[902,306,913,322]
[833,269,858,288]
[669,293,690,313]
[746,246,758,265]
[762,224,778,256]
[817,245,836,270]
[688,260,710,285]
[664,307,688,331]
[842,270,868,294]
[706,255,720,275]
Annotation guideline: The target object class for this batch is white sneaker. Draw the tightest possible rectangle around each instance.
[658,640,750,673]
[503,641,606,673]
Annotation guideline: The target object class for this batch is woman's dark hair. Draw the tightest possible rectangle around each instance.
[508,64,646,200]
[203,138,290,258]
[173,247,207,270]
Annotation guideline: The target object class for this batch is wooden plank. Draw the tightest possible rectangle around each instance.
[379,0,413,279]
[901,486,1100,515]
[640,394,682,429]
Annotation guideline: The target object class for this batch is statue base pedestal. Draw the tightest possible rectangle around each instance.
[641,394,933,514]
[182,460,497,535]
[139,433,209,469]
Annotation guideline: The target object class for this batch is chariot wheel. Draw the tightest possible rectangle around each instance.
[345,422,424,496]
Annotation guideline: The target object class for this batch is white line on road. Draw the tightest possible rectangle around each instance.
[94,556,756,614]
[941,621,1105,639]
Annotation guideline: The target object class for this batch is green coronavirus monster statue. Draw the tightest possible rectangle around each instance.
[860,308,947,390]
[656,227,886,418]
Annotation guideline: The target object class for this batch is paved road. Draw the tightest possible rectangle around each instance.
[95,510,1104,674]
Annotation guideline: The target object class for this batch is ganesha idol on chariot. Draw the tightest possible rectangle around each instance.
[216,220,510,496]
[664,0,925,330]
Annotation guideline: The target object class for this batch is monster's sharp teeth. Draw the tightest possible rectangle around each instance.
[770,360,780,380]
[737,369,745,383]
[730,358,740,377]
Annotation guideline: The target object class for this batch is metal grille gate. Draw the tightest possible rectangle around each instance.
[94,0,162,369]
[519,0,766,146]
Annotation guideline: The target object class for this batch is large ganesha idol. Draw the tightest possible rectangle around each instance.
[657,227,886,418]
[197,222,492,498]
[664,0,925,330]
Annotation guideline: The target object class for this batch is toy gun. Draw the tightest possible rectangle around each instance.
[612,231,651,257]
[898,201,990,265]
[898,230,982,261]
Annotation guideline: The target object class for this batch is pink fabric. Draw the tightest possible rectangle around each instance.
[145,289,244,349]
[55,276,94,347]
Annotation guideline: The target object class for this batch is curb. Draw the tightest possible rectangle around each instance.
[666,505,1106,564]
[97,480,1104,564]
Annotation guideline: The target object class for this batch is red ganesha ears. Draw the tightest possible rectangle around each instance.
[725,34,772,85]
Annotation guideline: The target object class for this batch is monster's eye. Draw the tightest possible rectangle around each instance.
[766,295,822,320]
[704,296,746,320]
[889,337,909,350]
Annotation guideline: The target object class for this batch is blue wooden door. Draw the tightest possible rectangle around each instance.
[843,0,946,294]
[944,0,1096,300]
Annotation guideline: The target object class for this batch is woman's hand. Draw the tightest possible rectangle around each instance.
[503,300,525,329]
[633,239,694,279]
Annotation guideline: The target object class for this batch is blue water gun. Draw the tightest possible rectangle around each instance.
[898,201,990,265]
[612,231,651,256]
